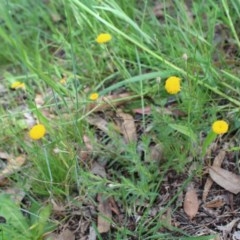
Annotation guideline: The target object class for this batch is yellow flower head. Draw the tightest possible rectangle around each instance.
[89,92,99,101]
[212,120,229,134]
[11,81,25,90]
[165,76,181,94]
[60,76,67,84]
[96,33,112,44]
[29,124,46,140]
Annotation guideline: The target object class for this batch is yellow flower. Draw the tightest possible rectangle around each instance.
[165,76,181,94]
[29,124,46,140]
[89,93,99,101]
[212,120,229,134]
[60,76,67,84]
[96,33,112,44]
[11,81,25,90]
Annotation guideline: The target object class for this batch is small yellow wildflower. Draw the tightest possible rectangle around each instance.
[165,76,181,94]
[89,93,99,101]
[212,120,229,134]
[96,33,112,44]
[11,81,25,90]
[60,77,67,84]
[29,124,46,140]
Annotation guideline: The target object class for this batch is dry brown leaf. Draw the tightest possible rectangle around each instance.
[202,177,214,202]
[204,198,226,208]
[116,109,137,143]
[44,233,58,240]
[0,155,26,180]
[149,143,164,164]
[202,150,226,201]
[91,162,106,178]
[51,199,65,213]
[35,93,45,107]
[209,166,240,194]
[132,106,152,115]
[212,150,226,167]
[78,134,94,161]
[153,2,172,18]
[5,187,26,204]
[109,197,120,215]
[183,185,199,220]
[87,115,119,134]
[97,194,112,233]
[83,135,93,151]
[57,229,75,240]
[23,112,36,127]
[0,152,11,160]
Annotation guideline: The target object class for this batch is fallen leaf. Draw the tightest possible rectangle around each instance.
[202,177,214,202]
[183,184,199,220]
[149,143,164,164]
[0,155,26,180]
[204,198,226,208]
[132,106,152,115]
[116,109,137,143]
[83,135,93,151]
[35,93,45,107]
[44,233,58,240]
[91,162,106,178]
[109,197,120,215]
[202,150,226,201]
[209,166,240,194]
[23,112,36,127]
[78,134,94,162]
[58,229,75,240]
[153,2,172,19]
[97,194,112,233]
[0,152,11,160]
[212,150,226,167]
[5,187,26,204]
[87,115,119,134]
[155,107,173,115]
[51,199,65,213]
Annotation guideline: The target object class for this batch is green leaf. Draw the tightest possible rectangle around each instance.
[0,194,30,240]
[202,131,217,157]
[168,124,197,143]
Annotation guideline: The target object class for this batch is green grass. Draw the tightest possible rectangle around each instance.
[0,0,240,239]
